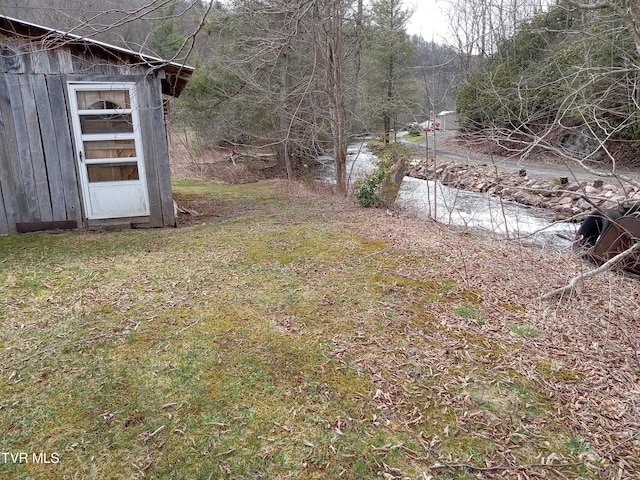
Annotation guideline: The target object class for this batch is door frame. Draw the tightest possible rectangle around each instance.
[67,81,150,220]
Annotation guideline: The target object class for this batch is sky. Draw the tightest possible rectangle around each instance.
[404,0,451,42]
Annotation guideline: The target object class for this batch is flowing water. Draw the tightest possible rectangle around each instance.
[317,143,577,249]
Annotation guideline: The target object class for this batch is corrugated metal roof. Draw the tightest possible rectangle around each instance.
[0,14,194,97]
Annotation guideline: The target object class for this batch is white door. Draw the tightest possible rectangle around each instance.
[68,82,150,219]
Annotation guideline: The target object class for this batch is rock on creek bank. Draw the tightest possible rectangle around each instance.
[406,158,640,219]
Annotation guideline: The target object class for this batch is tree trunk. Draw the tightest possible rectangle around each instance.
[321,0,349,195]
[279,46,294,181]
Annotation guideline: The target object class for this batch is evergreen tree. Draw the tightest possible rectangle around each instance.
[361,0,418,143]
[150,1,187,59]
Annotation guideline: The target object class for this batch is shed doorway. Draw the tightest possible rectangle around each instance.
[68,82,150,219]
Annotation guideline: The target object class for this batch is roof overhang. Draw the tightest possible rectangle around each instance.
[0,14,194,97]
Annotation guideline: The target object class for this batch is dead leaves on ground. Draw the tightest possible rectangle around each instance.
[327,209,640,478]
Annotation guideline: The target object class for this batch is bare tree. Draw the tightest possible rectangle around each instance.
[0,0,211,65]
[178,0,328,178]
[448,0,548,77]
[315,0,352,195]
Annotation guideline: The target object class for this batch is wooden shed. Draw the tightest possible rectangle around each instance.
[0,14,194,234]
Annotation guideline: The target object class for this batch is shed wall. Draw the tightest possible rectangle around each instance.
[0,33,175,234]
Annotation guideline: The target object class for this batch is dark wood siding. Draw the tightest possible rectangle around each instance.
[0,31,177,234]
[0,74,23,232]
[46,75,83,226]
[140,74,176,228]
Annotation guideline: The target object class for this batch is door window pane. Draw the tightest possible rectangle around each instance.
[76,90,131,110]
[80,114,134,134]
[87,163,139,182]
[84,140,136,159]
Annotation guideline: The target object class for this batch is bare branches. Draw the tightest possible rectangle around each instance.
[454,2,640,294]
[447,0,544,66]
[317,0,350,194]
[3,0,207,65]
[541,241,640,299]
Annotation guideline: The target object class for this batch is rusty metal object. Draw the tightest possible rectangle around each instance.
[591,215,640,274]
[576,198,640,274]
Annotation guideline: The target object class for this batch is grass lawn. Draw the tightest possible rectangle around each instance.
[1,179,638,479]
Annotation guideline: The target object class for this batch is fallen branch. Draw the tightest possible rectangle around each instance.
[541,241,640,300]
[603,431,640,457]
[177,319,199,334]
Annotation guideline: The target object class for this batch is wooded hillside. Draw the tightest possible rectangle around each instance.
[456,1,640,169]
[0,0,460,186]
[5,0,639,177]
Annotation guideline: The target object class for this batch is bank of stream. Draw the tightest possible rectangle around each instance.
[318,142,582,248]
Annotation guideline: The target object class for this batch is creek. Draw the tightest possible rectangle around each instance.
[317,142,577,249]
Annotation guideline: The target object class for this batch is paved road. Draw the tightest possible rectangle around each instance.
[400,131,640,183]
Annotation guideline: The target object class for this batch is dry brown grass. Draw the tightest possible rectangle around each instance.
[334,202,640,477]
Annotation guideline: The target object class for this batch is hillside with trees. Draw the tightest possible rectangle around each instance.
[0,0,460,187]
[456,1,640,171]
[2,3,640,478]
[5,0,640,179]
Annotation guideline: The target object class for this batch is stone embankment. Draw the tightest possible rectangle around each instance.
[406,158,640,219]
